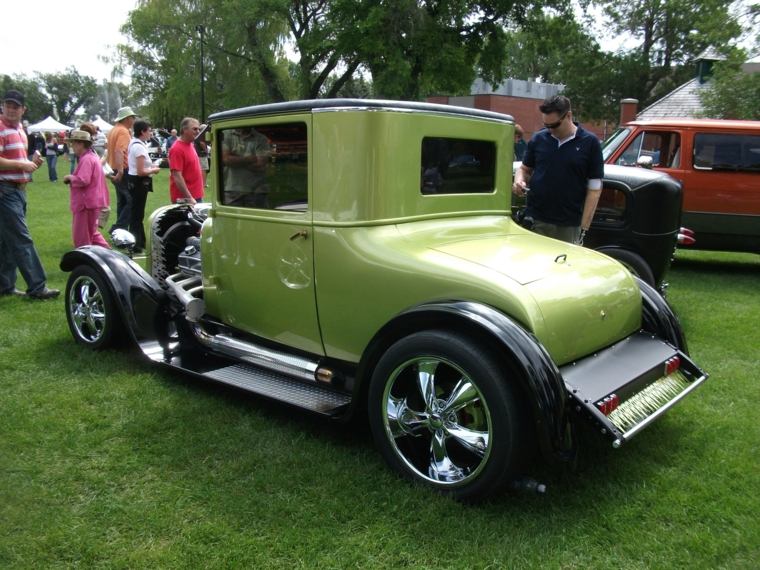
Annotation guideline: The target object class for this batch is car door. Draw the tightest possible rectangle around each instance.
[203,116,324,356]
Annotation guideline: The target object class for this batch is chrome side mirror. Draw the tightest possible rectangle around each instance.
[636,155,654,169]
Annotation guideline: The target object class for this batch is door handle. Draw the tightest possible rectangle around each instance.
[289,229,308,241]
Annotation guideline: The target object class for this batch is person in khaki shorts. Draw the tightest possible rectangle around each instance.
[0,89,59,299]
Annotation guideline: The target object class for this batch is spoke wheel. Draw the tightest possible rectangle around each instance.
[369,330,524,501]
[65,266,121,349]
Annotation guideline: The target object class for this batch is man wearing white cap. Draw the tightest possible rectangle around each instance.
[106,106,137,233]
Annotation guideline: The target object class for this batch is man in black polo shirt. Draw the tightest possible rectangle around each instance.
[513,95,603,244]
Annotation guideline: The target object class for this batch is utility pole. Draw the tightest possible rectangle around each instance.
[196,25,206,121]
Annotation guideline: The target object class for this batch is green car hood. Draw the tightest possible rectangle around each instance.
[432,234,642,365]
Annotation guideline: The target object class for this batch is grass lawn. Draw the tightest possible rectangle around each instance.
[1,159,759,568]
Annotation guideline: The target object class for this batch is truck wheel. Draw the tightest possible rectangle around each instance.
[368,330,524,501]
[65,266,123,350]
[598,248,656,287]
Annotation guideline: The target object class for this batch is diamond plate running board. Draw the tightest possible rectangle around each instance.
[203,363,351,416]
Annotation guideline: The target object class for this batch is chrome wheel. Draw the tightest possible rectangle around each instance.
[382,356,493,486]
[68,274,107,344]
[369,330,525,500]
[65,266,121,350]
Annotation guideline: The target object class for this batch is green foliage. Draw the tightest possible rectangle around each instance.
[699,57,760,119]
[1,75,54,123]
[594,0,741,103]
[120,0,294,127]
[1,162,759,567]
[36,68,99,124]
[119,0,552,105]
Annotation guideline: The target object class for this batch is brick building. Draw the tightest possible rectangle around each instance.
[427,78,609,141]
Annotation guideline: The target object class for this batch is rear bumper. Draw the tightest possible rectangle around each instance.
[561,332,708,447]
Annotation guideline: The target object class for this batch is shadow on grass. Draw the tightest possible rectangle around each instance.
[152,356,691,519]
[42,330,700,526]
[672,251,760,278]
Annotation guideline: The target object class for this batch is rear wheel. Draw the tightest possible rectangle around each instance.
[65,266,123,350]
[368,330,525,501]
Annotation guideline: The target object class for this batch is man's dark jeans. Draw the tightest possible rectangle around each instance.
[0,184,48,295]
[109,173,131,233]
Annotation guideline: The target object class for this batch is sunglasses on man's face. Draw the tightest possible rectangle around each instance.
[543,112,567,130]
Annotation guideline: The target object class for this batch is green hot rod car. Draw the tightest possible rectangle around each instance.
[61,100,707,501]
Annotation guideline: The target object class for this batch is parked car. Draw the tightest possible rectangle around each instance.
[602,119,760,254]
[60,100,707,501]
[512,163,684,289]
[144,134,169,168]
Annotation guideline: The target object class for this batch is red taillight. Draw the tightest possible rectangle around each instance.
[665,355,681,376]
[677,227,696,246]
[596,394,620,415]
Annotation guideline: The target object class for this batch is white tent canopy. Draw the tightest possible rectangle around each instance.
[27,116,71,133]
[91,115,113,133]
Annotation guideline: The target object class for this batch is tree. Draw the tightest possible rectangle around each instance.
[36,68,99,124]
[495,11,650,123]
[1,75,53,123]
[120,0,562,111]
[120,0,294,127]
[594,0,741,103]
[700,56,760,120]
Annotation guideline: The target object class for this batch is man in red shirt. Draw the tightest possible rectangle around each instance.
[0,89,59,299]
[168,117,204,205]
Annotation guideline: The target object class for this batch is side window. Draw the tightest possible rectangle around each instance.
[420,137,495,194]
[593,186,627,226]
[616,131,681,168]
[693,133,760,172]
[218,123,308,210]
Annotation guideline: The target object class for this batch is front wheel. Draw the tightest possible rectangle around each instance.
[597,247,656,287]
[368,330,525,501]
[65,265,123,350]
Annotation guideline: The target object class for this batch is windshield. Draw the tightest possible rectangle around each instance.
[602,127,632,161]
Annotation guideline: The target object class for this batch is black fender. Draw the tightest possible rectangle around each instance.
[595,246,656,287]
[60,247,168,347]
[636,276,688,354]
[356,301,572,464]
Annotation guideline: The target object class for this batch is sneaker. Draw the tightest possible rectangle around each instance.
[0,288,25,297]
[27,287,60,300]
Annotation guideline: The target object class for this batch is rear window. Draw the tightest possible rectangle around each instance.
[420,137,496,195]
[693,133,760,172]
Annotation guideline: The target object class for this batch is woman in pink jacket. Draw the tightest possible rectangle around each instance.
[63,129,110,248]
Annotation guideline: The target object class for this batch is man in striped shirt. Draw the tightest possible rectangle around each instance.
[0,89,60,299]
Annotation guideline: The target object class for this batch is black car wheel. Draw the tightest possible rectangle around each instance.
[65,266,122,350]
[368,330,524,501]
[598,247,656,287]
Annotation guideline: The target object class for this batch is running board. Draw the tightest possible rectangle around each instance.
[203,362,351,416]
[139,332,351,417]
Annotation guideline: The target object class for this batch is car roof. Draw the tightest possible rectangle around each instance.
[209,98,515,124]
[624,118,760,130]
